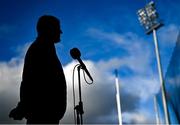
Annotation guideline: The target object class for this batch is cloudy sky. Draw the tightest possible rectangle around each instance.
[0,0,179,124]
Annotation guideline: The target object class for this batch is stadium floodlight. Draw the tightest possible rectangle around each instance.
[137,8,150,30]
[137,1,163,34]
[137,1,170,125]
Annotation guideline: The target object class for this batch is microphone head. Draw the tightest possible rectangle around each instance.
[70,48,81,59]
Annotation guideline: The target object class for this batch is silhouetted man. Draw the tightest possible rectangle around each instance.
[9,15,67,124]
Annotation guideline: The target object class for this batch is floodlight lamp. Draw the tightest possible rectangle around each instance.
[149,1,155,6]
[145,2,158,21]
[137,1,163,34]
[137,9,149,26]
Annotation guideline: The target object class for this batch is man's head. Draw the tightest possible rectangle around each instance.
[37,15,63,43]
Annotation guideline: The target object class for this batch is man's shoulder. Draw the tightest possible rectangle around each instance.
[27,40,42,52]
[25,41,40,57]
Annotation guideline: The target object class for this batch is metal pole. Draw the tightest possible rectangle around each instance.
[115,70,122,125]
[75,65,84,125]
[153,29,170,124]
[154,95,161,125]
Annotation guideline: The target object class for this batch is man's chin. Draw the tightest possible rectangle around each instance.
[54,38,60,44]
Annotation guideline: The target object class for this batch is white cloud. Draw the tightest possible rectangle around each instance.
[0,57,24,123]
[86,28,124,44]
[15,42,31,57]
[61,57,161,123]
[122,76,160,101]
[0,57,23,93]
[159,24,179,44]
[122,110,155,124]
[86,27,154,75]
[61,60,117,123]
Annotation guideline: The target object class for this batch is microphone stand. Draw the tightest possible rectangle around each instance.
[74,65,84,125]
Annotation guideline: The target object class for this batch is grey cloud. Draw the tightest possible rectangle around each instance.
[0,57,25,124]
[0,91,25,124]
[120,89,140,113]
[61,60,141,124]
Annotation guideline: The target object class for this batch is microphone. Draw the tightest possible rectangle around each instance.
[70,48,93,82]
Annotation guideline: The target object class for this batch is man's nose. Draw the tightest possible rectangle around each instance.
[60,29,63,34]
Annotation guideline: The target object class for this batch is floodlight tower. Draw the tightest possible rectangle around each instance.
[137,1,170,124]
[115,69,122,125]
[154,95,161,125]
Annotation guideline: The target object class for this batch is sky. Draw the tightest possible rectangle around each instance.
[0,0,180,124]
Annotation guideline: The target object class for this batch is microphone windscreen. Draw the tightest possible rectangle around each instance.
[70,48,81,59]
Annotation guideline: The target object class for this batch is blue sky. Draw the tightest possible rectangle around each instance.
[0,0,180,124]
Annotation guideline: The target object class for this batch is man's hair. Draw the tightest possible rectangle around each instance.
[36,15,60,35]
